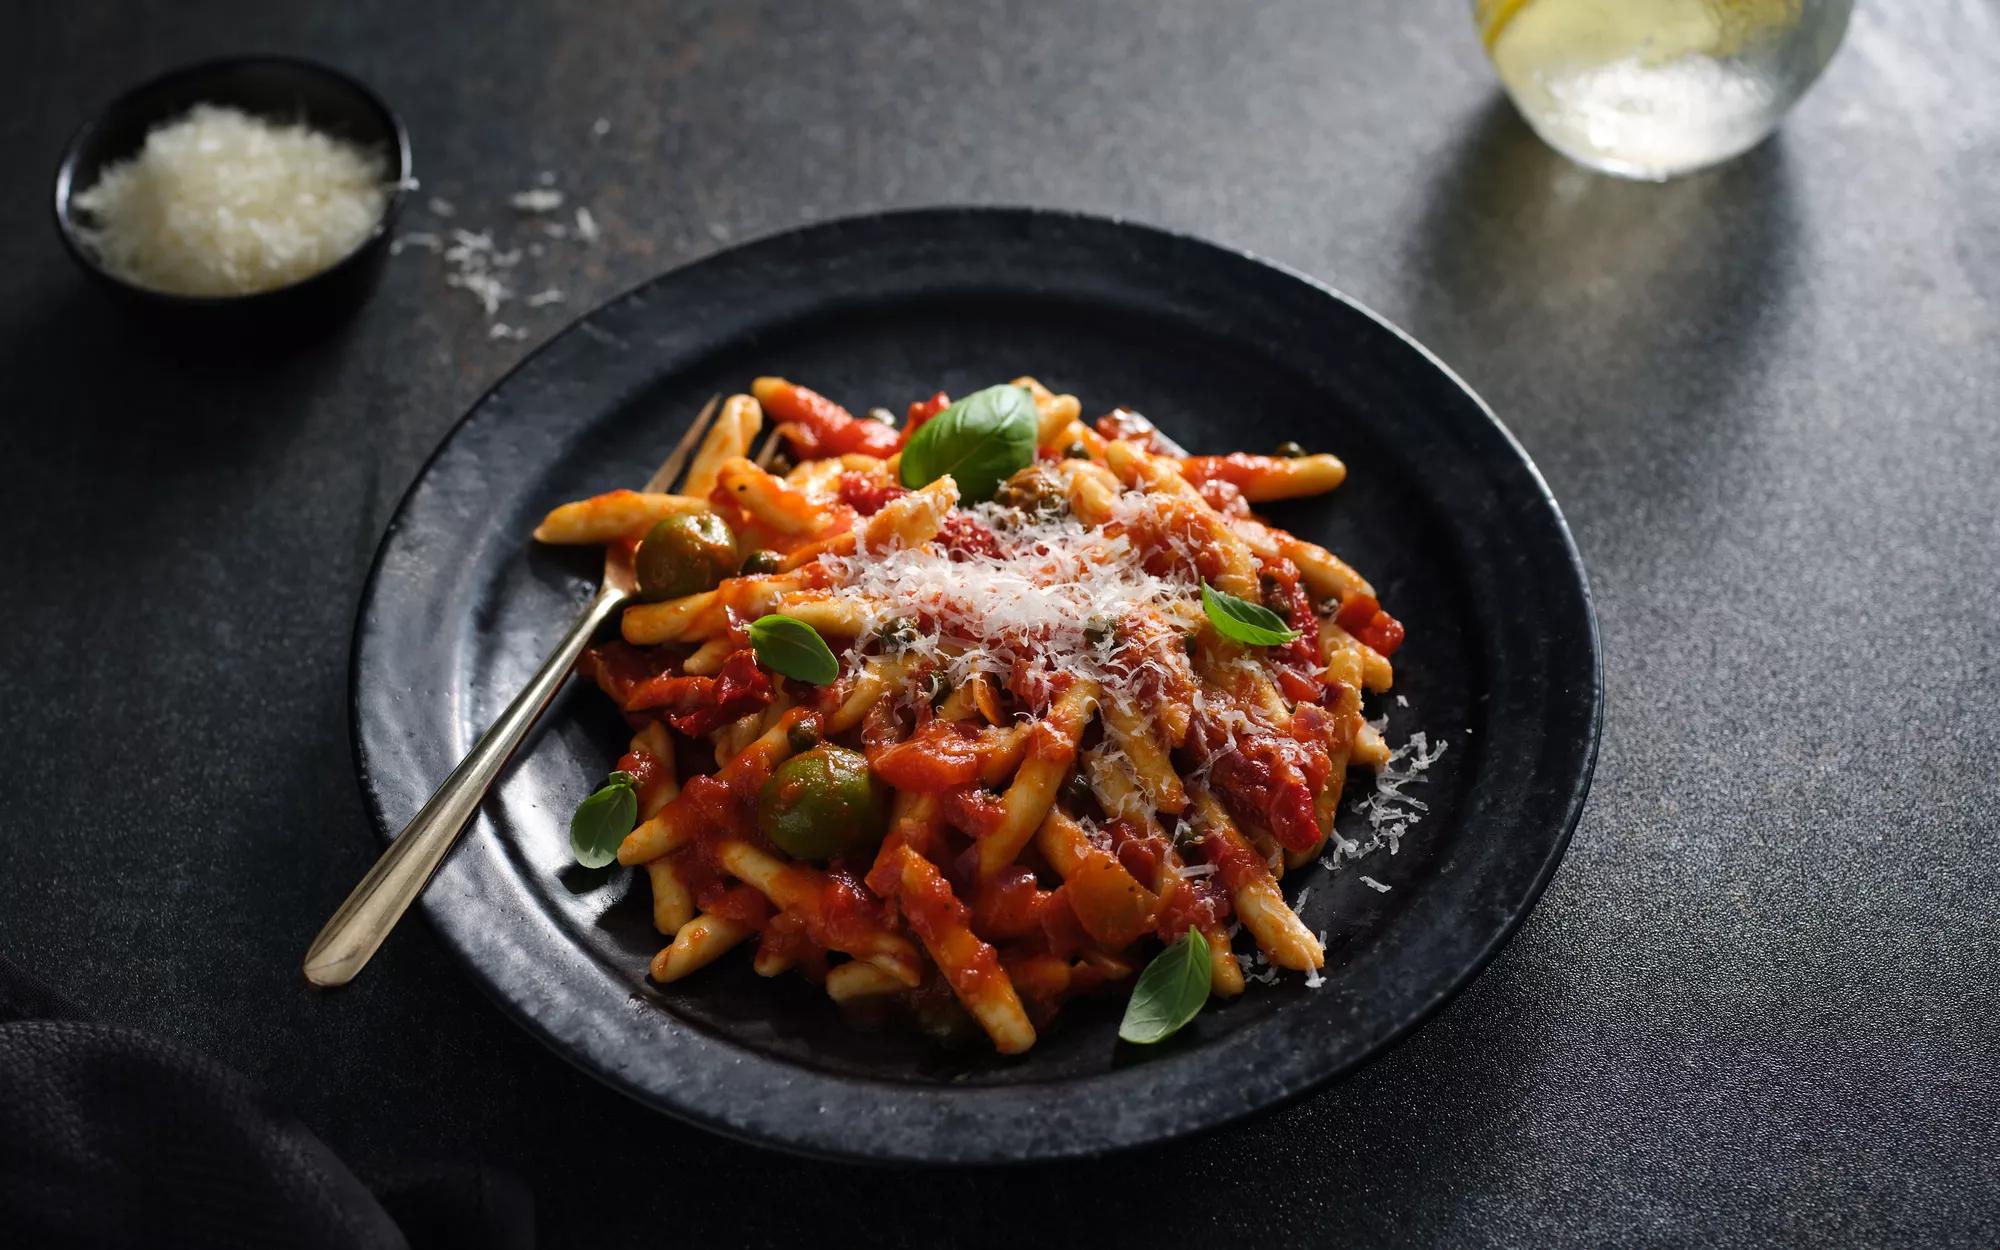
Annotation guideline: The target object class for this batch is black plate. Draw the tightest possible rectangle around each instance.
[350,208,1601,1163]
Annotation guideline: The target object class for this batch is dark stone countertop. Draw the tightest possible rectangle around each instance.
[3,2,1995,1245]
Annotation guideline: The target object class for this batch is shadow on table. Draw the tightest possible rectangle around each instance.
[0,279,357,476]
[1400,93,1803,537]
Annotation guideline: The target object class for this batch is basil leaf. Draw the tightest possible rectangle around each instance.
[570,775,638,869]
[749,613,840,685]
[1119,928,1212,1044]
[1200,581,1302,646]
[898,383,1038,502]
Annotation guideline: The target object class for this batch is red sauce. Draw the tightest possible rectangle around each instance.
[622,649,774,737]
[1105,819,1167,886]
[902,391,951,440]
[613,746,667,794]
[837,472,907,516]
[765,381,904,458]
[758,911,815,967]
[816,865,889,951]
[969,866,1054,939]
[1189,705,1330,854]
[937,513,1002,562]
[896,852,1001,999]
[699,882,774,928]
[942,786,1006,840]
[1037,887,1088,959]
[1260,556,1322,675]
[681,773,753,845]
[576,641,676,707]
[1336,592,1406,657]
[1093,408,1169,453]
[1276,668,1322,704]
[1179,451,1261,488]
[870,718,986,791]
[1202,832,1270,898]
[1156,871,1230,939]
[1196,477,1251,518]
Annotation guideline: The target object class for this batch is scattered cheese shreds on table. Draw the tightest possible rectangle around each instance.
[393,175,603,331]
[510,188,565,213]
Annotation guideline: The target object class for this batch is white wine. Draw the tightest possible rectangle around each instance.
[1478,0,1851,179]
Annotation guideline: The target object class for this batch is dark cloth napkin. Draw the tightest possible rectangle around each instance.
[0,955,532,1249]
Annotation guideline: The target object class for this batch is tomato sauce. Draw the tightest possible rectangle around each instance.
[942,786,1006,840]
[897,852,1002,1000]
[1093,408,1170,454]
[969,866,1055,939]
[1196,476,1251,518]
[763,381,904,458]
[1105,819,1167,887]
[621,648,773,737]
[1189,706,1330,854]
[1335,592,1406,657]
[816,865,890,951]
[870,718,986,791]
[1201,832,1270,899]
[613,745,667,793]
[837,471,906,517]
[903,391,950,439]
[1156,872,1230,939]
[937,513,1002,561]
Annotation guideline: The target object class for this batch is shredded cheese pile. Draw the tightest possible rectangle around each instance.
[826,495,1196,708]
[74,104,388,296]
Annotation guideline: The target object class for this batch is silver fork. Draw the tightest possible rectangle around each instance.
[304,396,736,988]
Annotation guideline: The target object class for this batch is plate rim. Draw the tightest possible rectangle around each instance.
[345,204,1604,1164]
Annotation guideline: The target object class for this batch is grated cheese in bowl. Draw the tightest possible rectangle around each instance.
[72,104,391,297]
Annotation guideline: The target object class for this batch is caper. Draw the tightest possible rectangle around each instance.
[1183,632,1199,657]
[879,616,919,652]
[992,464,1067,517]
[1083,616,1116,649]
[1276,440,1307,458]
[786,717,823,753]
[739,548,783,576]
[1059,772,1095,811]
[864,406,897,425]
[1063,442,1089,459]
[636,513,738,602]
[756,746,887,861]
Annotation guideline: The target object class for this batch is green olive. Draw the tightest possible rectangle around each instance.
[740,548,783,576]
[878,616,919,652]
[636,513,737,601]
[756,746,887,861]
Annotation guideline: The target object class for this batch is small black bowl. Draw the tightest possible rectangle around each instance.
[53,55,412,331]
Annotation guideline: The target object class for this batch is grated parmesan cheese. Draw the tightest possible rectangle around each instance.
[823,490,1196,714]
[1321,728,1448,870]
[73,104,389,297]
[509,188,565,213]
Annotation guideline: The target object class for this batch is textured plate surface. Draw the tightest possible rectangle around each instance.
[350,207,1600,1163]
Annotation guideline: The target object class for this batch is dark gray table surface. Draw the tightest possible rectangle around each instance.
[5,2,1996,1246]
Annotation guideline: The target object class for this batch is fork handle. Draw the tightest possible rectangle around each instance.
[303,583,628,988]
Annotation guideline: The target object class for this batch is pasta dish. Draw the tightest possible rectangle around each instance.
[534,377,1408,1052]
